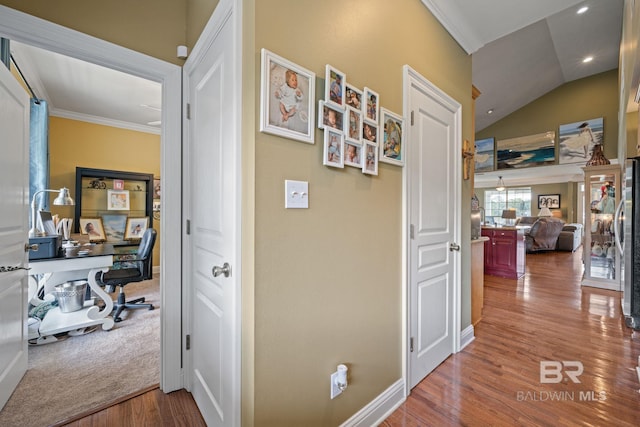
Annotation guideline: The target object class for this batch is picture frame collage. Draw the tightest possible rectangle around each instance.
[259,49,404,175]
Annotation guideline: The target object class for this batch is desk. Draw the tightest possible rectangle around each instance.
[29,244,115,344]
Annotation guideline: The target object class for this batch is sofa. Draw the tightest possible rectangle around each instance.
[556,223,583,252]
[516,216,566,253]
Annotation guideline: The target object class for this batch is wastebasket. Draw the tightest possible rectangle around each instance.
[54,281,88,313]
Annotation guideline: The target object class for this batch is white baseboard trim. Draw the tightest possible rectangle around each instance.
[459,324,475,350]
[340,378,406,427]
[153,265,160,275]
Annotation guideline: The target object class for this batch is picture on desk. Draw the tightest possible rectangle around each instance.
[79,217,106,242]
[102,214,127,242]
[124,217,149,240]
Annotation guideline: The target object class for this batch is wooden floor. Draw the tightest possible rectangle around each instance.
[382,248,640,426]
[62,248,640,426]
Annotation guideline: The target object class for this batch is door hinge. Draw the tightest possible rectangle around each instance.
[411,111,414,126]
[410,337,414,353]
[186,219,191,235]
[186,334,191,350]
[410,224,415,240]
[186,103,191,120]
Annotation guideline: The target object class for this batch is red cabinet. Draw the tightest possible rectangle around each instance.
[481,227,525,279]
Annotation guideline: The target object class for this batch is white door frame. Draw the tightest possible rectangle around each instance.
[0,5,184,392]
[402,65,462,395]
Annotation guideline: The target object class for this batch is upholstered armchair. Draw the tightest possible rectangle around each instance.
[524,217,566,253]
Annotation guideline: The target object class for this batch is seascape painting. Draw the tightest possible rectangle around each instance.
[102,214,127,242]
[475,137,494,172]
[558,117,603,164]
[497,131,556,170]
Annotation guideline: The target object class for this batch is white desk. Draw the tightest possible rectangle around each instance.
[28,244,115,344]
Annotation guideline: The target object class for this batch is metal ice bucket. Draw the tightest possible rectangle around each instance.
[53,281,87,313]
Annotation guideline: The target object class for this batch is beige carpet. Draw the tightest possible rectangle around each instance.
[0,276,160,427]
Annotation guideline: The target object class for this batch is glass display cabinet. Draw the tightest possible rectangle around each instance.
[582,164,620,290]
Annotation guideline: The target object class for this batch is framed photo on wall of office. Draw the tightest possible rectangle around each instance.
[107,190,130,210]
[260,48,315,144]
[124,216,149,240]
[379,108,404,166]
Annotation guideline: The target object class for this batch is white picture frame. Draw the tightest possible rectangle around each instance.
[107,190,130,210]
[260,48,315,144]
[325,64,346,108]
[323,129,345,168]
[345,106,362,143]
[379,108,404,166]
[345,84,363,110]
[344,140,363,168]
[362,142,379,176]
[362,121,378,145]
[363,87,379,123]
[318,100,344,132]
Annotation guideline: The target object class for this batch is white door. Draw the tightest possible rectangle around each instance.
[404,66,461,389]
[183,2,240,426]
[0,61,31,409]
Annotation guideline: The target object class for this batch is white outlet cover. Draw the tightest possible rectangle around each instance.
[285,180,309,209]
[330,371,342,399]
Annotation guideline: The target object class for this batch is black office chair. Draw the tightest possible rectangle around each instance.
[96,228,156,322]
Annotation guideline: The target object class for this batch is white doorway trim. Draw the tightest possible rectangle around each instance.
[0,5,183,392]
[402,65,462,395]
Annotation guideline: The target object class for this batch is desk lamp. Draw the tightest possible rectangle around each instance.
[29,187,74,237]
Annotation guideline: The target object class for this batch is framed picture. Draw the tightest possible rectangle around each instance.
[345,84,363,110]
[362,121,378,145]
[79,217,106,242]
[318,100,344,131]
[558,117,603,164]
[102,214,127,242]
[363,87,379,123]
[153,177,161,199]
[113,179,124,190]
[323,129,344,168]
[325,65,346,107]
[345,106,362,142]
[475,137,495,172]
[124,216,149,240]
[362,142,378,176]
[497,131,555,169]
[379,108,404,166]
[344,141,362,168]
[260,49,315,144]
[107,190,130,210]
[538,194,560,209]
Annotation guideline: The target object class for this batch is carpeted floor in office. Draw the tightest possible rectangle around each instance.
[0,276,160,427]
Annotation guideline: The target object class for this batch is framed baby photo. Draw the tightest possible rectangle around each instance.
[79,217,106,242]
[318,100,344,132]
[362,142,379,176]
[362,121,378,145]
[260,48,316,144]
[363,87,379,123]
[379,108,404,166]
[345,84,363,110]
[344,141,363,168]
[124,216,149,240]
[325,64,346,108]
[323,129,345,169]
[345,106,362,143]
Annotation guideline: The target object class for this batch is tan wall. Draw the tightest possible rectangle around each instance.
[186,0,220,49]
[0,0,188,65]
[48,117,161,266]
[252,0,472,425]
[477,69,619,161]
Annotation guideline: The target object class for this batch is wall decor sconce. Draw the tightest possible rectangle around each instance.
[330,364,348,399]
[29,188,74,237]
[496,176,506,191]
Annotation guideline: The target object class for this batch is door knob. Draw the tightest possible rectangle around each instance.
[212,262,231,278]
[449,242,460,252]
[25,243,39,252]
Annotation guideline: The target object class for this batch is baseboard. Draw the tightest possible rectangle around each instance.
[340,378,405,427]
[153,265,160,275]
[460,324,475,350]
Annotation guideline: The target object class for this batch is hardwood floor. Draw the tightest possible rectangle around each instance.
[59,248,639,426]
[382,248,640,426]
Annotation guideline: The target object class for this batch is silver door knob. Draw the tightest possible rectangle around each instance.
[25,243,39,252]
[449,242,460,252]
[212,262,231,278]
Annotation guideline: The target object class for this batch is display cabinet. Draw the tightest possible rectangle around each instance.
[582,164,620,290]
[74,167,153,258]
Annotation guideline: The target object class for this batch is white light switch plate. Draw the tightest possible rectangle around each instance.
[285,180,308,209]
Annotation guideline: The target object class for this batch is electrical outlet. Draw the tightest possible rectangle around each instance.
[330,371,342,399]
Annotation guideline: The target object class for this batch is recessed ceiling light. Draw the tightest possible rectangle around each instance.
[577,6,589,14]
[583,56,593,63]
[487,109,494,114]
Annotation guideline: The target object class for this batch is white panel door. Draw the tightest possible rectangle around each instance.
[0,61,30,409]
[183,2,240,426]
[405,67,460,389]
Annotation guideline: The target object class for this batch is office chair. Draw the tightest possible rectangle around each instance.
[96,228,156,322]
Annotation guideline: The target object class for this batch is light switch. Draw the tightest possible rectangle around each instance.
[285,180,309,209]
